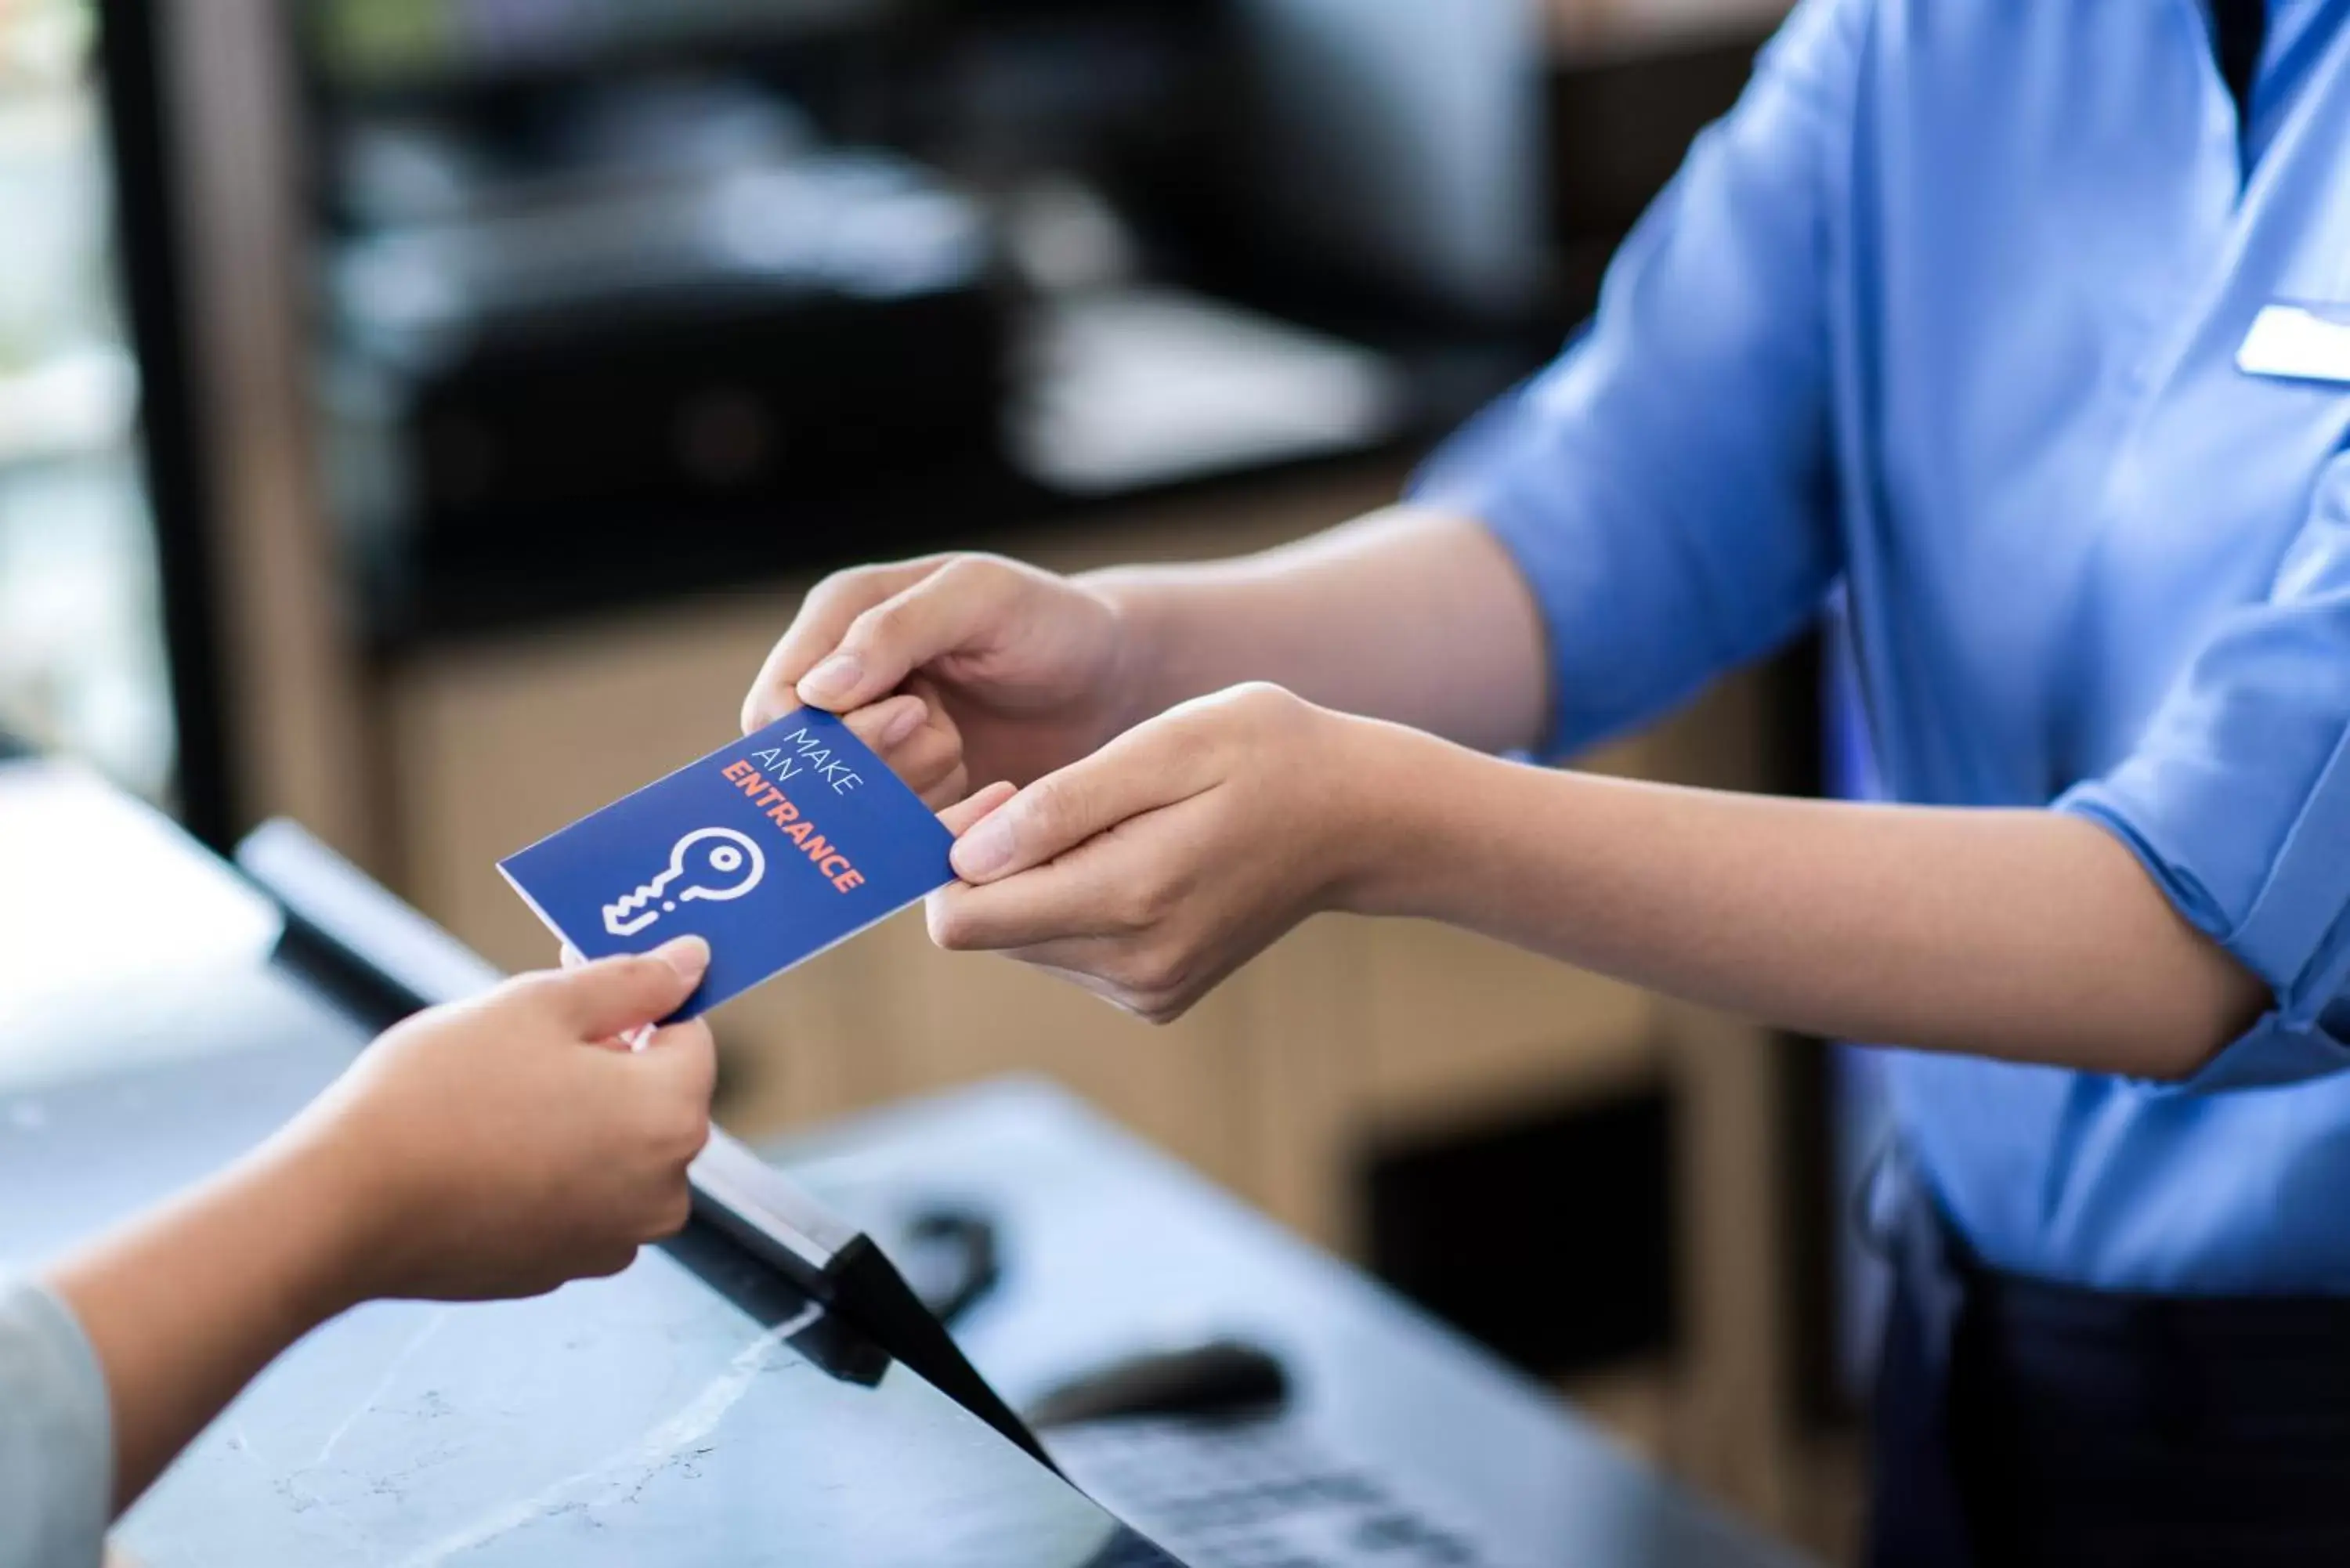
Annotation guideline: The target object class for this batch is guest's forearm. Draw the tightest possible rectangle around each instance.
[49,1136,368,1510]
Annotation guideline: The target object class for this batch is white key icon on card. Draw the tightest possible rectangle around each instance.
[603,827,767,938]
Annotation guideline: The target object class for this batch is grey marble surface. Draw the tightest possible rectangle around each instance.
[119,1255,1160,1567]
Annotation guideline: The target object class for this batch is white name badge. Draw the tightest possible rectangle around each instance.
[2238,302,2350,384]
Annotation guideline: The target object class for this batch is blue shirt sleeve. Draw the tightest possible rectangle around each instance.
[0,1280,111,1568]
[2060,450,2350,1093]
[1412,0,1864,757]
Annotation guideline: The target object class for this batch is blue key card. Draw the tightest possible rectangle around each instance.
[499,710,956,1017]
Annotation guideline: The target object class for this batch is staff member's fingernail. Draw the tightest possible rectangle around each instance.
[877,699,927,749]
[799,653,862,706]
[953,816,1015,881]
[654,934,711,981]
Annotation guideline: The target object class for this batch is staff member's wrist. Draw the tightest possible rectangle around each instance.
[1317,716,1535,934]
[1078,569,1181,739]
[1309,710,1461,923]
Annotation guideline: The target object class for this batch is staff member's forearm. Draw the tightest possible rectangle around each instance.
[48,1137,371,1508]
[1086,508,1553,754]
[1341,728,2269,1078]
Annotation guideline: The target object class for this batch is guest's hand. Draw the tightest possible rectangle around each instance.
[49,940,726,1511]
[284,938,719,1304]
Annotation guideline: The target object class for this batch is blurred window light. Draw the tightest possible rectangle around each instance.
[0,0,178,804]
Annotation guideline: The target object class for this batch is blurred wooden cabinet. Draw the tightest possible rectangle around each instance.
[378,462,1802,1528]
[1545,0,1791,57]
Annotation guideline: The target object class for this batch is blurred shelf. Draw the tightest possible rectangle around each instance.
[298,0,886,110]
[352,300,1548,653]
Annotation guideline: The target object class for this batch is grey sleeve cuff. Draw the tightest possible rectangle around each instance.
[0,1281,112,1568]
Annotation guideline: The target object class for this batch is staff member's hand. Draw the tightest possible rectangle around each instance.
[742,555,1138,804]
[925,684,1387,1023]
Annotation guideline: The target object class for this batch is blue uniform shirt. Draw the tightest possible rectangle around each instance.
[1421,0,2350,1292]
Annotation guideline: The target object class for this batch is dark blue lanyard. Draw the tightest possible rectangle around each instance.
[2214,0,2269,119]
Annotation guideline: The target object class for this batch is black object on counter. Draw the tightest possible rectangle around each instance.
[1026,1337,1291,1429]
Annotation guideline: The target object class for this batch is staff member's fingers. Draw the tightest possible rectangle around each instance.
[1021,950,1215,1026]
[939,780,1019,838]
[946,718,1218,885]
[927,843,1162,952]
[743,558,946,730]
[791,557,1029,714]
[840,685,969,808]
[841,692,929,753]
[1025,957,1149,1012]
